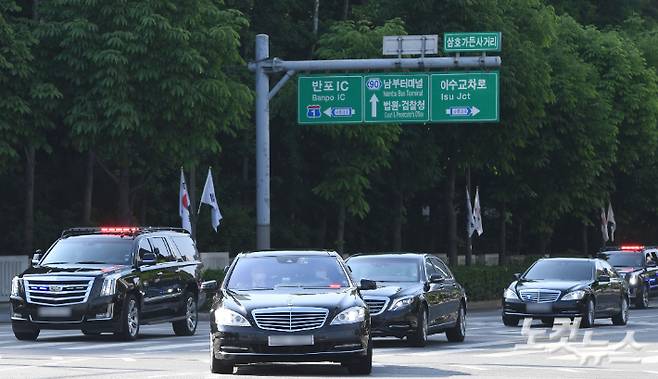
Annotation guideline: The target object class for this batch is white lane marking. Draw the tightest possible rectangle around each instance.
[5,342,75,350]
[556,368,579,373]
[476,349,538,358]
[450,364,487,371]
[61,341,162,350]
[125,342,209,351]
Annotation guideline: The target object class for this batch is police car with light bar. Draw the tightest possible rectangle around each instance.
[599,245,658,308]
[10,226,204,341]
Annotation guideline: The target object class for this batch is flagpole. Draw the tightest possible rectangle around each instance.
[466,166,473,266]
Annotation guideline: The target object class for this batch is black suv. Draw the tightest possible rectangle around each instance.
[10,227,204,341]
[599,246,658,308]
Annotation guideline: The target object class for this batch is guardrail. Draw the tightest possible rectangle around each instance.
[0,255,29,302]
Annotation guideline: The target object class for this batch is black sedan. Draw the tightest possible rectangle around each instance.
[346,253,467,346]
[502,258,629,328]
[203,250,375,375]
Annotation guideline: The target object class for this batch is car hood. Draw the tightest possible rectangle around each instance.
[220,288,362,316]
[21,264,129,278]
[514,279,590,293]
[360,282,423,298]
[613,266,641,275]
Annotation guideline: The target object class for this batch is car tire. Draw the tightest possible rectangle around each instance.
[408,305,428,347]
[580,298,595,328]
[13,325,40,341]
[502,314,519,327]
[345,337,372,375]
[446,303,466,342]
[612,296,629,326]
[173,292,198,336]
[636,285,650,309]
[210,333,234,374]
[115,294,140,341]
[540,317,554,327]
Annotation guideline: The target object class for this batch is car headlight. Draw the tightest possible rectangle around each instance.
[215,308,250,327]
[629,274,639,286]
[11,276,21,297]
[389,296,415,311]
[561,290,586,301]
[504,287,520,300]
[100,273,121,296]
[331,306,366,325]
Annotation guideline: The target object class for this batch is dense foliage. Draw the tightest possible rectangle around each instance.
[2,1,658,265]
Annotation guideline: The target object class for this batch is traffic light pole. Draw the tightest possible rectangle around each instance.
[250,33,501,250]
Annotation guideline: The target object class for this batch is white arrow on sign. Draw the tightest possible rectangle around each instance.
[470,106,480,116]
[323,107,333,117]
[369,94,379,118]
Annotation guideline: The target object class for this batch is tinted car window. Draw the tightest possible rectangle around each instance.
[138,238,152,258]
[149,237,175,263]
[431,257,453,279]
[227,256,350,290]
[348,257,420,282]
[41,236,134,265]
[523,260,593,281]
[170,236,198,262]
[425,258,438,277]
[600,252,643,268]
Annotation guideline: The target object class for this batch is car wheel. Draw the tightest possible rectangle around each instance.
[446,304,466,342]
[408,305,428,347]
[612,296,629,326]
[541,317,554,327]
[210,333,234,374]
[345,337,372,375]
[13,324,40,341]
[636,286,650,309]
[115,295,140,341]
[502,314,519,327]
[580,299,595,328]
[173,293,198,336]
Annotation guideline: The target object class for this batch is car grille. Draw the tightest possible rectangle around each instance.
[24,276,95,306]
[252,307,328,332]
[519,289,561,303]
[363,297,389,315]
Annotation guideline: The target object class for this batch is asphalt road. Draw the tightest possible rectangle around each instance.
[1,302,658,378]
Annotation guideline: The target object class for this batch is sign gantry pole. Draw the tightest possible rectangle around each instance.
[250,33,501,250]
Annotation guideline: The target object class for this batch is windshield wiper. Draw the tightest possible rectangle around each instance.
[75,261,108,264]
[41,262,68,265]
[233,287,274,291]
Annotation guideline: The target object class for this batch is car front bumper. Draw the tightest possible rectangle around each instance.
[10,295,124,332]
[211,322,369,364]
[370,306,420,337]
[502,298,588,319]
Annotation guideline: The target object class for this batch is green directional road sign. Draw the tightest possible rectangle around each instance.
[443,32,501,52]
[298,75,363,124]
[430,72,499,123]
[363,74,429,123]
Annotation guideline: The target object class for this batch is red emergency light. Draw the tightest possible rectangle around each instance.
[620,245,644,251]
[100,227,139,234]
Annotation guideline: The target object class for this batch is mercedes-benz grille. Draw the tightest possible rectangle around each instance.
[252,307,328,332]
[519,289,561,303]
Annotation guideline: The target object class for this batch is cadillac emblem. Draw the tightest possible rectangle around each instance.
[50,285,63,292]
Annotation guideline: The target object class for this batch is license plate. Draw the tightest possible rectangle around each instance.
[526,303,552,313]
[38,306,72,317]
[268,335,314,347]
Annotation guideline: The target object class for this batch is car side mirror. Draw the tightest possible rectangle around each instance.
[648,261,657,268]
[140,252,157,265]
[598,275,610,283]
[429,274,445,283]
[201,280,219,293]
[358,279,377,291]
[513,273,521,280]
[31,250,42,266]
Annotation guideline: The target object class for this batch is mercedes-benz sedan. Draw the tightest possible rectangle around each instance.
[204,250,375,375]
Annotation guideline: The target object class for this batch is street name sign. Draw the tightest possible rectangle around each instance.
[443,32,501,52]
[430,72,499,122]
[382,35,439,56]
[298,71,499,124]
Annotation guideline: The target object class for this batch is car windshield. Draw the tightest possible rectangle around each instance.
[40,236,134,265]
[600,252,643,268]
[523,260,593,281]
[348,257,420,282]
[226,255,350,290]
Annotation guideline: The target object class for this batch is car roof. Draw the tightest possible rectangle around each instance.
[347,253,426,260]
[239,250,339,258]
[537,257,597,263]
[600,250,642,255]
